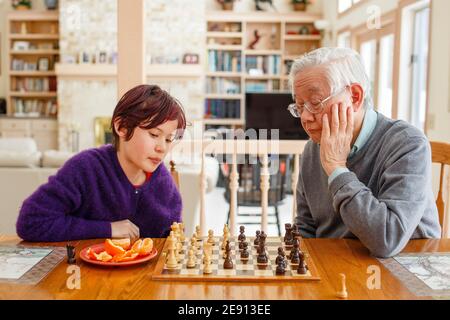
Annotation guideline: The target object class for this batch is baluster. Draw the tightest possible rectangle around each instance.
[260,153,270,233]
[229,150,239,237]
[291,153,300,223]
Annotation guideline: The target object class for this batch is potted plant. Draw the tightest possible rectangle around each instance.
[291,0,312,12]
[12,0,32,10]
[217,0,236,11]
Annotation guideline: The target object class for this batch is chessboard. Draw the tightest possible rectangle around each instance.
[152,236,320,282]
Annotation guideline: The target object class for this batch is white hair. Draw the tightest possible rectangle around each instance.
[289,47,373,109]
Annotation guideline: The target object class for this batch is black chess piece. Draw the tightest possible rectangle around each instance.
[257,241,268,264]
[289,238,299,260]
[290,240,300,264]
[66,244,76,264]
[254,230,261,245]
[240,242,249,259]
[276,259,286,275]
[275,248,286,266]
[223,242,234,269]
[297,255,307,275]
[238,226,246,242]
[284,223,292,243]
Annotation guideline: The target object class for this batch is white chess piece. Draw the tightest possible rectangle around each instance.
[207,229,215,244]
[186,249,196,268]
[179,223,186,242]
[165,232,178,269]
[190,237,198,255]
[203,253,212,274]
[336,273,348,299]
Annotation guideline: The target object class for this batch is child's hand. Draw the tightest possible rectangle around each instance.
[111,219,140,241]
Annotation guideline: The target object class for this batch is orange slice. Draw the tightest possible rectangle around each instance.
[110,238,131,250]
[86,248,97,260]
[104,239,126,256]
[94,251,113,262]
[139,238,153,256]
[131,239,143,254]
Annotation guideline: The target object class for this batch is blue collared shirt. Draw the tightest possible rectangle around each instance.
[327,108,378,185]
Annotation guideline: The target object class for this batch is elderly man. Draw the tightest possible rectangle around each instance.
[290,47,441,258]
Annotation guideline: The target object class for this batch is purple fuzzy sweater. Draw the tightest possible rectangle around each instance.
[16,144,182,242]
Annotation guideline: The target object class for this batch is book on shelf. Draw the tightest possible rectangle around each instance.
[204,99,241,119]
[206,77,241,94]
[13,98,57,117]
[245,55,280,75]
[245,80,280,93]
[208,50,241,72]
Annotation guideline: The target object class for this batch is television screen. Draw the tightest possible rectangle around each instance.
[245,93,309,140]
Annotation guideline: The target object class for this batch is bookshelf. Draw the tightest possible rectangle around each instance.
[7,11,59,118]
[205,12,322,130]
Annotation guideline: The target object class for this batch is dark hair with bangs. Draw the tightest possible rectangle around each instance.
[110,84,187,150]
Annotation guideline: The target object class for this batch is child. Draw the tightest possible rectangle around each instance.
[16,84,186,242]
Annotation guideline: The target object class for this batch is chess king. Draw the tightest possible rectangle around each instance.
[291,47,441,258]
[17,85,186,242]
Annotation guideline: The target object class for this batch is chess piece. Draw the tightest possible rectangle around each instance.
[240,242,249,260]
[289,238,299,260]
[165,232,178,269]
[275,247,286,267]
[195,225,201,237]
[284,223,292,243]
[336,273,348,299]
[290,239,300,264]
[238,226,246,242]
[254,230,261,246]
[203,253,212,274]
[203,242,212,264]
[222,224,230,250]
[190,237,198,255]
[186,249,196,268]
[223,240,231,259]
[223,242,234,269]
[179,223,186,242]
[256,240,268,264]
[207,229,215,245]
[297,254,308,275]
[276,260,286,275]
[66,244,76,264]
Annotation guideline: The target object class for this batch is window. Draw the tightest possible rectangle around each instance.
[377,34,394,118]
[337,31,351,48]
[397,0,431,131]
[338,0,362,14]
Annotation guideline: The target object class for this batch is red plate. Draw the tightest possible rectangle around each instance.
[80,243,158,267]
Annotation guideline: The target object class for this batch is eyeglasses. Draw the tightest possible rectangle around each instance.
[287,86,349,118]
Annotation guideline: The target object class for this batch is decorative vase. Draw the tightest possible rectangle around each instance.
[44,0,58,10]
[222,2,233,11]
[293,3,307,11]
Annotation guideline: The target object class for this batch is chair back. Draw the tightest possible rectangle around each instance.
[431,141,450,237]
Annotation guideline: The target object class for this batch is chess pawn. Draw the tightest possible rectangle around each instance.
[254,230,261,245]
[223,240,231,259]
[240,242,249,260]
[336,273,348,299]
[195,225,201,237]
[186,249,196,269]
[223,249,234,269]
[203,254,212,274]
[207,229,215,245]
[276,260,286,275]
[238,226,246,242]
[297,256,308,275]
[190,237,198,255]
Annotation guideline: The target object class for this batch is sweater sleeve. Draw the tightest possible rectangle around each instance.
[295,157,317,238]
[16,156,111,242]
[329,136,433,258]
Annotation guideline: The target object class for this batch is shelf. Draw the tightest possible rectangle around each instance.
[9,91,57,98]
[207,32,243,38]
[284,35,322,41]
[10,71,56,76]
[147,64,203,78]
[205,94,243,100]
[55,64,203,78]
[244,75,282,80]
[283,55,300,61]
[206,72,242,77]
[10,50,59,55]
[207,44,243,51]
[203,119,244,125]
[206,11,322,23]
[244,50,282,56]
[8,11,59,21]
[9,34,59,40]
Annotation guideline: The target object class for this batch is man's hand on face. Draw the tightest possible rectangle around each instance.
[319,103,354,176]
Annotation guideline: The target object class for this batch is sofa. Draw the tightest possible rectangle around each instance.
[0,138,219,237]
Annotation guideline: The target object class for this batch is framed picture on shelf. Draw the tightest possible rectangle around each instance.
[182,53,199,64]
[38,58,50,71]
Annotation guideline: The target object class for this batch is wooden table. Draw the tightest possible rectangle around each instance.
[0,235,448,300]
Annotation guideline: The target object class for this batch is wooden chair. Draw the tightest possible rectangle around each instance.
[169,160,180,190]
[430,141,450,237]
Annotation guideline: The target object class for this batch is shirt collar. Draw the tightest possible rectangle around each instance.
[349,108,378,158]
